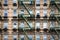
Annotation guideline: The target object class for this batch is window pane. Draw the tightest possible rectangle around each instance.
[20,10,24,14]
[4,10,8,16]
[13,35,17,40]
[50,35,54,40]
[36,0,40,4]
[50,21,55,27]
[36,10,40,15]
[28,21,33,28]
[44,0,47,3]
[3,21,8,28]
[35,21,40,28]
[13,21,18,28]
[29,10,33,14]
[4,35,8,40]
[43,9,47,16]
[13,0,17,3]
[43,35,47,40]
[13,9,17,16]
[36,35,40,40]
[4,0,8,4]
[28,35,33,40]
[43,21,47,28]
[19,21,24,28]
[20,35,24,40]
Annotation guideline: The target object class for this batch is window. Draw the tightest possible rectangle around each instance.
[13,21,18,29]
[28,21,33,28]
[50,35,54,40]
[50,21,55,27]
[20,35,24,40]
[20,10,24,15]
[43,8,47,16]
[3,21,8,28]
[43,35,47,40]
[36,10,40,15]
[28,35,33,40]
[4,35,8,40]
[13,35,17,40]
[43,21,47,28]
[4,10,8,16]
[36,35,40,40]
[44,0,47,3]
[13,9,17,16]
[50,9,55,15]
[29,10,33,14]
[35,21,40,28]
[19,21,24,28]
[4,0,8,4]
[13,0,17,3]
[36,0,40,6]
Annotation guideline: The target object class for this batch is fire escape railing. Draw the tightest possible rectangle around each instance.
[49,0,60,40]
[18,0,34,40]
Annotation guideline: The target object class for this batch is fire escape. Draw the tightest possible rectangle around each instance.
[49,0,60,40]
[18,0,35,40]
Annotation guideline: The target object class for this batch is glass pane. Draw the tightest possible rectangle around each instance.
[36,35,40,40]
[4,0,8,4]
[4,10,8,16]
[36,0,40,4]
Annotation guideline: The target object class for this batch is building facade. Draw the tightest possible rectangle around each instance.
[0,0,60,40]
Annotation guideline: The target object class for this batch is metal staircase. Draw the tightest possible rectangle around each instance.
[18,0,34,40]
[49,0,60,40]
